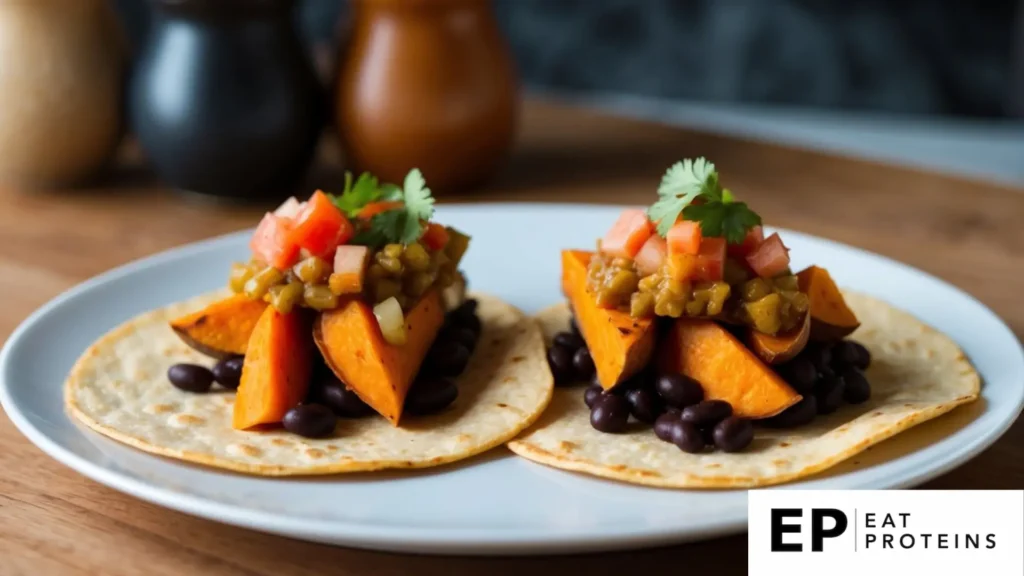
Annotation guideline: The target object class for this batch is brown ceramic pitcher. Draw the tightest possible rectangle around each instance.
[334,0,519,194]
[0,0,124,188]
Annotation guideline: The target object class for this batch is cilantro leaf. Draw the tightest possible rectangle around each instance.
[378,182,402,201]
[350,168,436,247]
[648,158,720,236]
[683,201,762,244]
[330,171,382,217]
[401,168,434,231]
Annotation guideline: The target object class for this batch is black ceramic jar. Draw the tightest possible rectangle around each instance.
[130,0,325,200]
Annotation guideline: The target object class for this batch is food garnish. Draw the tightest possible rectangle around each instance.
[647,157,761,243]
[231,168,469,318]
[330,171,392,218]
[588,159,805,335]
[348,169,436,247]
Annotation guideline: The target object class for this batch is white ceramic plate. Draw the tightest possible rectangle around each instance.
[2,204,1022,555]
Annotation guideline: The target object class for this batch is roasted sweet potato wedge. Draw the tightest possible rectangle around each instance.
[169,294,268,359]
[796,265,860,341]
[233,307,313,430]
[658,318,801,418]
[314,290,444,425]
[562,250,656,390]
[746,310,810,365]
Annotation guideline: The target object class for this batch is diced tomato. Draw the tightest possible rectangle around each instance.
[601,209,654,259]
[634,234,667,276]
[250,213,300,270]
[667,220,702,256]
[727,225,764,257]
[746,233,791,278]
[420,222,449,250]
[273,196,304,219]
[359,201,403,219]
[289,191,353,258]
[693,237,726,282]
[332,245,370,294]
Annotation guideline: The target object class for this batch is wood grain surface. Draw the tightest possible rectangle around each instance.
[1,98,1022,575]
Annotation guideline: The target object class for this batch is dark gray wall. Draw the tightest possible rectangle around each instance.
[115,0,1022,118]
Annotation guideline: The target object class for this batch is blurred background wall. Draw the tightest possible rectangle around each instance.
[114,0,1024,118]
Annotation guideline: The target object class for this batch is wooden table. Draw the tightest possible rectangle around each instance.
[1,99,1022,574]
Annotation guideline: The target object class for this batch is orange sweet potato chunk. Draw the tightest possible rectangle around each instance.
[314,291,444,425]
[796,265,860,341]
[746,310,810,365]
[170,294,267,359]
[232,307,313,430]
[562,250,655,390]
[658,318,801,418]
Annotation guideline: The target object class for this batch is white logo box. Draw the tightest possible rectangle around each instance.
[748,490,1024,576]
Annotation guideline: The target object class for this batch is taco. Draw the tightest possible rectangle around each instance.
[507,158,980,488]
[65,169,553,475]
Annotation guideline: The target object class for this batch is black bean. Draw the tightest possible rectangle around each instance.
[553,331,585,351]
[168,363,214,393]
[282,404,337,438]
[815,375,846,414]
[590,395,630,433]
[655,374,704,409]
[455,313,482,337]
[547,345,576,385]
[584,384,605,409]
[211,356,244,390]
[680,400,733,428]
[701,425,716,446]
[762,396,818,428]
[805,343,833,374]
[713,417,754,452]
[448,299,478,324]
[572,348,596,380]
[780,357,817,395]
[625,388,663,423]
[569,316,581,336]
[654,412,680,442]
[320,380,373,417]
[405,378,458,415]
[670,421,705,453]
[831,340,859,369]
[841,369,871,404]
[850,341,871,370]
[442,326,478,354]
[426,340,471,378]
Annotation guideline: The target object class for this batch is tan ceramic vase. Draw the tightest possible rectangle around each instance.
[335,0,519,194]
[0,0,125,187]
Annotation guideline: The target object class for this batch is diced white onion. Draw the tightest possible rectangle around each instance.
[274,196,303,219]
[334,245,370,276]
[374,297,407,346]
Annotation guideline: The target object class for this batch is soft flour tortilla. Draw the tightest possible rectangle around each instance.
[507,292,980,488]
[65,290,553,476]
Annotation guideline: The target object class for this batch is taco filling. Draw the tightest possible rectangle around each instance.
[168,169,478,433]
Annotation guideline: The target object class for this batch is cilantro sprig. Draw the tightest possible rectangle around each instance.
[342,168,435,247]
[647,158,761,244]
[331,171,384,217]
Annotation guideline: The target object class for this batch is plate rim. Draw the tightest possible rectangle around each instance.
[2,202,1022,555]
